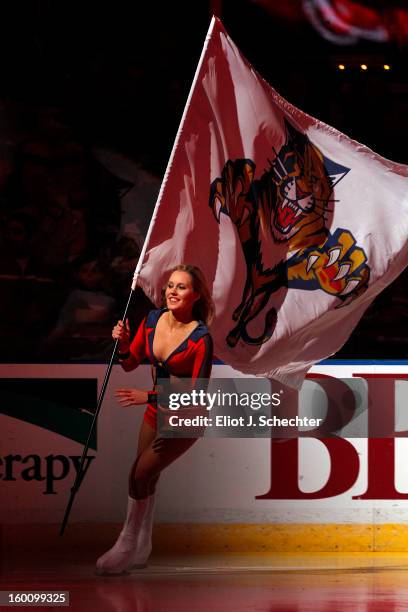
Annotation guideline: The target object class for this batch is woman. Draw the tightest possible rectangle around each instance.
[96,264,214,574]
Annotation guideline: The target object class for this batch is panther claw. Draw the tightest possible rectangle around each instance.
[232,308,242,322]
[226,331,240,347]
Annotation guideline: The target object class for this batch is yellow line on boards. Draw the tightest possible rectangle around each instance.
[152,524,408,553]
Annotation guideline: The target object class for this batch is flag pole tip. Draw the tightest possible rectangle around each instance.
[209,15,227,37]
[212,15,224,27]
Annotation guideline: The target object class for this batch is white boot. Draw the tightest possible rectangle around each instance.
[131,493,155,568]
[96,494,155,574]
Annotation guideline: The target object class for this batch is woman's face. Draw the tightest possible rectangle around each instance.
[165,270,199,316]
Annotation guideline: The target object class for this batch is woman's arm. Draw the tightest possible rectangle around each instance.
[114,316,148,372]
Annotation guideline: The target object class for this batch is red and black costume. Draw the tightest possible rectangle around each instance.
[119,308,213,428]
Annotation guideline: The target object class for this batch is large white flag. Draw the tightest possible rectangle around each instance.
[137,17,408,386]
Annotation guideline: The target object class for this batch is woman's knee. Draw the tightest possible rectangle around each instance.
[129,464,158,497]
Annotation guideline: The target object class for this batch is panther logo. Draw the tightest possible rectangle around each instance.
[209,120,370,347]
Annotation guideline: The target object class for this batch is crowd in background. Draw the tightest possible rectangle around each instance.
[0,108,153,361]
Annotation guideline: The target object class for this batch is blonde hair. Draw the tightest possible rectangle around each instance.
[161,264,215,326]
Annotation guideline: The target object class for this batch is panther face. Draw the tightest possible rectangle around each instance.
[270,139,331,243]
[210,120,349,249]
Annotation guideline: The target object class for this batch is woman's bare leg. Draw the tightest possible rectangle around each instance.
[137,420,157,454]
[128,420,158,498]
[129,423,198,499]
[97,421,198,572]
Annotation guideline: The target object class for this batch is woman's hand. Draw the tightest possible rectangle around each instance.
[112,319,131,351]
[115,388,148,407]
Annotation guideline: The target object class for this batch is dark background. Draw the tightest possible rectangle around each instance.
[0,0,407,362]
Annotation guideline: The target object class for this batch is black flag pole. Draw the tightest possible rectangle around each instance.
[59,286,134,536]
[59,17,217,536]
